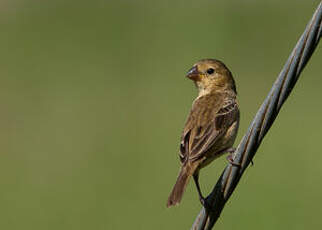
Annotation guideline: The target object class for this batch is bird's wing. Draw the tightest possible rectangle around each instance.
[179,93,238,163]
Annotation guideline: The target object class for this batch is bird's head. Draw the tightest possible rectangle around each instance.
[186,59,236,95]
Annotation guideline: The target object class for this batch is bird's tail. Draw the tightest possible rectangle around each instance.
[166,163,198,207]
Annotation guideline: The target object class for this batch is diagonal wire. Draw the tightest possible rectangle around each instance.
[191,2,322,230]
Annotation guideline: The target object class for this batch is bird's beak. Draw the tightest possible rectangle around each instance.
[186,66,201,81]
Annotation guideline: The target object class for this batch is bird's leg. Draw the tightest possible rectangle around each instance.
[193,172,212,211]
[225,147,236,154]
[225,147,254,166]
[193,173,204,202]
[225,147,241,167]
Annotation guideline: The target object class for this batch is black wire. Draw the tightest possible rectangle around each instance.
[191,2,322,230]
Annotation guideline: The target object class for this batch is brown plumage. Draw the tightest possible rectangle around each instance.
[167,59,240,208]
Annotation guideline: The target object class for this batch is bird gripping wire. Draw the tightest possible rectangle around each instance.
[191,2,322,230]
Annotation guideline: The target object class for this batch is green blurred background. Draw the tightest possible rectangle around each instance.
[1,0,322,229]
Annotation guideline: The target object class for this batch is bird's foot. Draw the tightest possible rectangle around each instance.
[226,152,241,167]
[199,196,213,213]
[199,196,219,213]
[226,147,254,167]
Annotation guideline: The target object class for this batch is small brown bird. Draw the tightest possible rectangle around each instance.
[167,59,240,209]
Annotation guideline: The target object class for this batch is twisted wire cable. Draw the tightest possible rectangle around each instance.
[191,2,322,230]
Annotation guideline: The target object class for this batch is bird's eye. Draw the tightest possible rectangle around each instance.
[206,68,215,74]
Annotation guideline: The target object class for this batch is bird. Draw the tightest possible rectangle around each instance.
[166,59,240,209]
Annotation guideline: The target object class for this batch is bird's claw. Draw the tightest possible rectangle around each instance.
[199,196,215,213]
[226,153,241,167]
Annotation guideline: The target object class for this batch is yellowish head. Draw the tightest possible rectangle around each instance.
[186,59,236,95]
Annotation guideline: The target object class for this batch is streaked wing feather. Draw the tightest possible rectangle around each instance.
[189,126,221,161]
[179,93,237,163]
